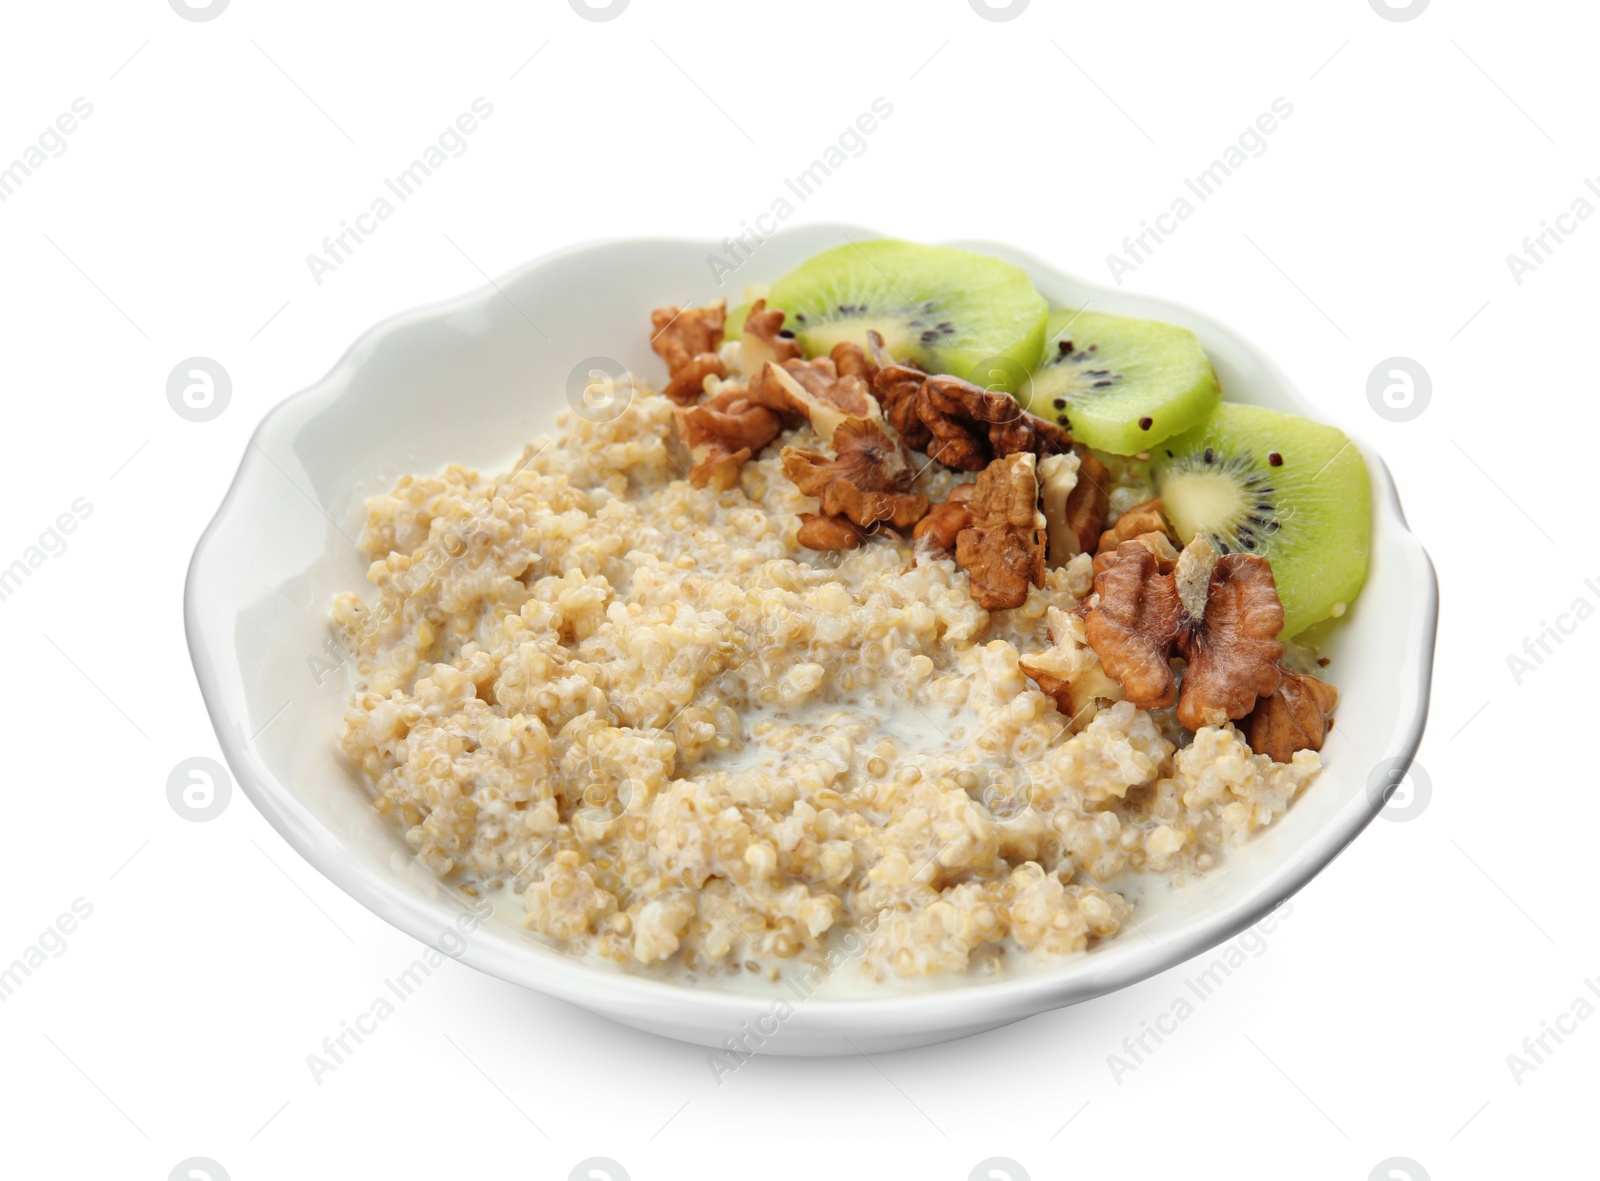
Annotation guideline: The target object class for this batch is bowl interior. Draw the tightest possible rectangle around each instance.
[188,225,1434,1035]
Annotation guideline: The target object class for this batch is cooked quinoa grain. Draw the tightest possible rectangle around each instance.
[334,367,1322,984]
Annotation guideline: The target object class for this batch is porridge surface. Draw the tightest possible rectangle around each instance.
[334,373,1320,986]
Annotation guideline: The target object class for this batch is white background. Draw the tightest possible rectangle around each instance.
[0,0,1585,1178]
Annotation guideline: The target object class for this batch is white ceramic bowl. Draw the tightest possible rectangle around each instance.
[185,224,1438,1055]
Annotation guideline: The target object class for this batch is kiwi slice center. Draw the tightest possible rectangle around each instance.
[1157,449,1281,555]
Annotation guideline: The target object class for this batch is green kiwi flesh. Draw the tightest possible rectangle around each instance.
[1022,308,1220,454]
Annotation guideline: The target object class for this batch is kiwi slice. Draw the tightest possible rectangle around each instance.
[1021,308,1220,455]
[759,240,1048,392]
[1150,403,1370,638]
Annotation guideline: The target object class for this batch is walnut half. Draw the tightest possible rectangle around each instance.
[1083,540,1183,708]
[796,512,869,550]
[1067,448,1112,556]
[674,388,781,490]
[920,375,1073,472]
[781,418,930,530]
[650,302,728,403]
[954,452,1047,611]
[738,298,803,384]
[1098,497,1174,556]
[1039,445,1111,564]
[1245,670,1338,763]
[912,482,974,561]
[1020,606,1125,730]
[866,331,932,452]
[755,359,881,445]
[1173,543,1284,730]
[1083,534,1286,729]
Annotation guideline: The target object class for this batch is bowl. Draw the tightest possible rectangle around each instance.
[184,224,1438,1055]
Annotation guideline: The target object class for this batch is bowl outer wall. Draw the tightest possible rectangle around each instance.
[184,224,1439,1054]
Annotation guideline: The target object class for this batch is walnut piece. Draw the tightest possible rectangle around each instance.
[830,339,875,381]
[1063,446,1111,556]
[1093,531,1179,577]
[1173,551,1284,730]
[1039,447,1112,566]
[666,354,727,405]
[911,483,974,560]
[954,453,1046,611]
[1084,535,1286,727]
[781,418,930,529]
[1037,452,1080,566]
[689,448,751,491]
[1098,497,1174,556]
[1246,671,1338,763]
[651,301,724,365]
[866,331,932,452]
[755,360,881,445]
[920,375,1073,472]
[674,389,781,490]
[796,512,868,550]
[1019,606,1125,730]
[738,298,803,387]
[1084,540,1183,708]
[650,302,728,403]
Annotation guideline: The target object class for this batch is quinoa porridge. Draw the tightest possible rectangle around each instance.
[333,265,1353,989]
